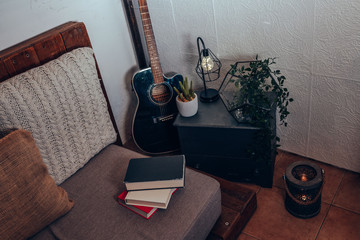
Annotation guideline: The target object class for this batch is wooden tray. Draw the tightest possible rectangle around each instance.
[200,171,257,240]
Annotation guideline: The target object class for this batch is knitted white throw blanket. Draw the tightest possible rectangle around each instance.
[0,47,117,184]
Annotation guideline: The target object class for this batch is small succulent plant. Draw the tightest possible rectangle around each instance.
[174,77,196,102]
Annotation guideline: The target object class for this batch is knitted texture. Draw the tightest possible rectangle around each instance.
[0,47,117,184]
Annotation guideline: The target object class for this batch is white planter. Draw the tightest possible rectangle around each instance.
[176,93,198,117]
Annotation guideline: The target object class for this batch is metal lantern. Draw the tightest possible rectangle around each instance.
[195,37,221,103]
[284,161,324,218]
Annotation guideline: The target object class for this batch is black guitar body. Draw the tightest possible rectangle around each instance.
[132,67,183,154]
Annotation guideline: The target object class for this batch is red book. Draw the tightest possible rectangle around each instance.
[118,191,157,219]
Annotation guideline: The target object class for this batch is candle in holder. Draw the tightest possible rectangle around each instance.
[285,161,324,218]
[300,173,308,182]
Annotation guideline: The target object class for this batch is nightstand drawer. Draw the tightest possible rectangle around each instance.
[177,126,258,158]
[185,154,258,182]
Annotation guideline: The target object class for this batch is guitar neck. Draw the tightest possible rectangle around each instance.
[138,0,163,84]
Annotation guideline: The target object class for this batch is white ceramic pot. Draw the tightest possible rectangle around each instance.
[176,93,198,117]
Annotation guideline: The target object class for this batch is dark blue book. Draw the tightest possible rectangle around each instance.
[124,155,185,191]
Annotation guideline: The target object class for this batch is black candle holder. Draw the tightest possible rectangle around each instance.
[284,161,324,219]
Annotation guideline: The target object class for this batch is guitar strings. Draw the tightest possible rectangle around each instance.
[140,3,172,118]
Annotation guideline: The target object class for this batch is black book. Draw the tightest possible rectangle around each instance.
[124,155,185,191]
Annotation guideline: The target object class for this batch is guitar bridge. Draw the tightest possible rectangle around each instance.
[153,113,176,124]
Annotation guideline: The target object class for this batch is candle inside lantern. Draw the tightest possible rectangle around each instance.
[300,173,308,182]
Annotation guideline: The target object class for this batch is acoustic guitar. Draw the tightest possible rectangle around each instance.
[131,0,183,154]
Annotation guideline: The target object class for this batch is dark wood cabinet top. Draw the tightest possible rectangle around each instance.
[173,97,260,130]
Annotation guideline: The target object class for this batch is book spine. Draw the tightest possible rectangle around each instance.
[118,200,156,220]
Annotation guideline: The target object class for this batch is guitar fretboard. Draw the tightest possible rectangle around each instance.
[138,0,163,84]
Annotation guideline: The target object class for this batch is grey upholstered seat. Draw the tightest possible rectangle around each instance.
[31,144,221,240]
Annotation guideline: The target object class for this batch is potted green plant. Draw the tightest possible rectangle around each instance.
[219,56,294,172]
[232,57,292,126]
[174,77,198,117]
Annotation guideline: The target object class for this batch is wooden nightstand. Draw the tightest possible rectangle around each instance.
[173,98,276,187]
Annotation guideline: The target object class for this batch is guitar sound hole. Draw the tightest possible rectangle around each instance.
[150,83,173,105]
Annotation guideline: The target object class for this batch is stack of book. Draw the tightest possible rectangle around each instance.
[118,155,185,219]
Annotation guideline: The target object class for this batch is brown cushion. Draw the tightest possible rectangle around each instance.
[0,129,74,240]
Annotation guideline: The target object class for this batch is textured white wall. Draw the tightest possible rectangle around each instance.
[0,0,138,143]
[0,0,358,172]
[146,0,360,172]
